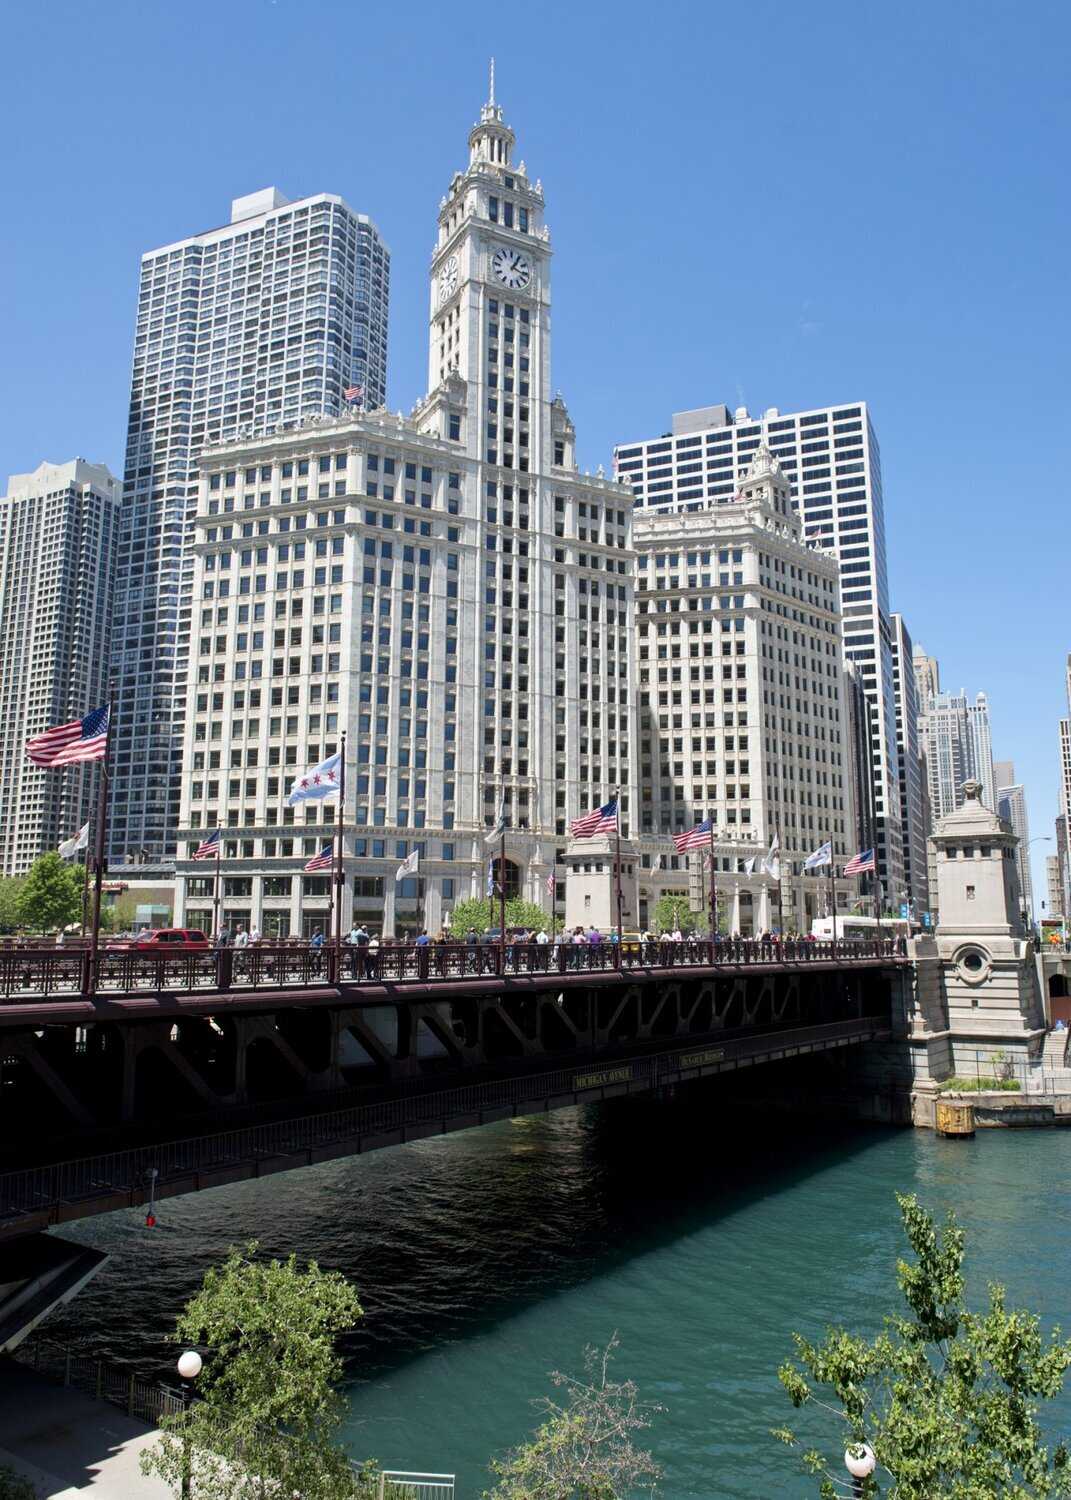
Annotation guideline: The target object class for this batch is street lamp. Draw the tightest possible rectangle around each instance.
[844,1441,876,1497]
[177,1350,203,1500]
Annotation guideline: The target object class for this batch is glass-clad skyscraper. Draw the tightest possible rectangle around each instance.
[111,187,389,860]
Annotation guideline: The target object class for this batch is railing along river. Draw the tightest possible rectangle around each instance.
[0,936,907,1004]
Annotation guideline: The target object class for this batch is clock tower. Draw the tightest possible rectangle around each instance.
[426,66,553,474]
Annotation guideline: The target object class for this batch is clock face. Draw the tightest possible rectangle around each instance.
[491,246,532,290]
[437,255,459,305]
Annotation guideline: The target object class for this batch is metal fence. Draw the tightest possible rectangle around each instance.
[938,1050,1071,1097]
[378,1473,455,1499]
[17,1339,456,1498]
[0,936,906,1003]
[16,1336,184,1425]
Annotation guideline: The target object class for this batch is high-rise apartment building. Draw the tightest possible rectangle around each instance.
[994,762,1033,921]
[0,460,120,874]
[890,612,928,912]
[173,85,636,937]
[1046,854,1063,921]
[914,650,996,820]
[968,692,996,812]
[843,662,877,857]
[112,187,390,862]
[613,400,904,895]
[633,445,855,932]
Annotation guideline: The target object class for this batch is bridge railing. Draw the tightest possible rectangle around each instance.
[0,936,906,1004]
[0,1016,887,1226]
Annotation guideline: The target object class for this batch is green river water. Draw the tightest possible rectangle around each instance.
[50,1093,1071,1497]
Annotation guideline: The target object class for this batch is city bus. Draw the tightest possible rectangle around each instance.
[810,914,910,943]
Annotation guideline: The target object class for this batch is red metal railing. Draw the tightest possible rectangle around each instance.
[0,937,907,1005]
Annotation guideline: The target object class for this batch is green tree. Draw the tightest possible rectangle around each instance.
[485,1336,662,1499]
[15,853,82,934]
[652,893,695,934]
[141,1240,376,1500]
[0,1466,35,1499]
[447,896,559,936]
[775,1193,1071,1498]
[0,877,23,934]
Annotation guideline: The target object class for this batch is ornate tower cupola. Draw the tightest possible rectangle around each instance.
[738,443,797,529]
[468,60,515,167]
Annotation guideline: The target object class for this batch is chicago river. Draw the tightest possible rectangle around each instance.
[44,1097,1071,1497]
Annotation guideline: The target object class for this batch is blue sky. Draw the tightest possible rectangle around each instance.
[2,0,1068,903]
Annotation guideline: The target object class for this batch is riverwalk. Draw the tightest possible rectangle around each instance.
[0,1362,168,1497]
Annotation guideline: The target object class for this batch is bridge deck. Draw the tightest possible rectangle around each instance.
[0,1013,890,1241]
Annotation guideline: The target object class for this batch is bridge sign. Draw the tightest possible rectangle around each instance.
[573,1065,633,1091]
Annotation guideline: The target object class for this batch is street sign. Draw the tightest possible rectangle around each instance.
[922,911,933,929]
[899,903,910,919]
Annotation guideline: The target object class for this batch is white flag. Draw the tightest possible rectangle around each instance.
[761,832,781,882]
[58,822,89,859]
[803,839,832,872]
[744,856,756,876]
[287,752,342,805]
[395,849,420,882]
[484,797,508,845]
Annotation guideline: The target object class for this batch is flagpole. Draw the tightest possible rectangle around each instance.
[499,824,506,956]
[86,693,114,996]
[80,842,90,938]
[829,834,838,945]
[707,818,717,938]
[334,731,346,974]
[212,842,221,938]
[777,831,787,937]
[614,796,624,947]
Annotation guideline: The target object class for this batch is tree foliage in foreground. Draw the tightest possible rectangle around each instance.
[775,1193,1071,1498]
[485,1335,662,1499]
[141,1240,377,1499]
[15,853,82,933]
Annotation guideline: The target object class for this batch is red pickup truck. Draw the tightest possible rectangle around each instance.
[107,928,211,954]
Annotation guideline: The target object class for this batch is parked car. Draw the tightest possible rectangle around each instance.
[107,928,211,954]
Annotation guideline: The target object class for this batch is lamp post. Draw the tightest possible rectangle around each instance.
[844,1441,876,1497]
[177,1349,203,1499]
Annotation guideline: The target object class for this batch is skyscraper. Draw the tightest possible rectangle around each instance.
[914,648,996,819]
[111,188,390,861]
[889,612,928,912]
[613,400,904,896]
[994,761,1033,921]
[173,82,636,938]
[0,460,119,874]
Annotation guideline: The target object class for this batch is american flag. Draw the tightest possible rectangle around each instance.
[843,849,876,877]
[674,818,713,853]
[546,871,556,894]
[304,843,334,872]
[191,829,221,860]
[26,704,109,767]
[343,385,364,403]
[570,798,618,839]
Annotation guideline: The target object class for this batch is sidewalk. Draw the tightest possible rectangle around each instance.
[0,1361,171,1497]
